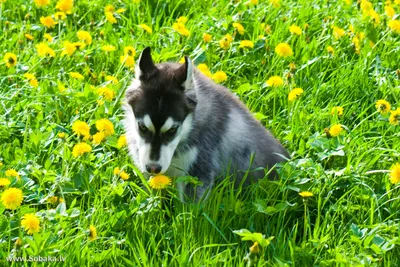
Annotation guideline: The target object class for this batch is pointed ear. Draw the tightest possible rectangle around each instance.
[177,56,194,91]
[135,47,157,80]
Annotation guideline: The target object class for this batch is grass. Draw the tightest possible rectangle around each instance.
[0,0,400,266]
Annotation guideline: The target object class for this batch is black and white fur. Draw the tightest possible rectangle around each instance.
[124,47,289,201]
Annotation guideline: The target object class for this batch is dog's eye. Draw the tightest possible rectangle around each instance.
[166,126,178,135]
[138,123,150,134]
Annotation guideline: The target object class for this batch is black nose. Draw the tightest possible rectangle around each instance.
[146,164,162,174]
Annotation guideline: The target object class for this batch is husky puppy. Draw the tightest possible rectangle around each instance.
[124,47,289,201]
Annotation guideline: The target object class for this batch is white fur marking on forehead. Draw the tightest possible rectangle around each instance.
[160,117,176,133]
[143,114,155,133]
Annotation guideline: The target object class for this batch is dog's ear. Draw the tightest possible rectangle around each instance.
[176,56,194,91]
[136,47,157,81]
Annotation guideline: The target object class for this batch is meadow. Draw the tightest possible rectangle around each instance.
[1,0,400,266]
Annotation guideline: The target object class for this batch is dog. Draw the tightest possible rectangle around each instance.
[123,47,289,201]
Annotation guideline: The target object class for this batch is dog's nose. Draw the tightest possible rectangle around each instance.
[146,164,162,174]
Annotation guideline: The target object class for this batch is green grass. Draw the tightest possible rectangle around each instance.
[1,0,400,266]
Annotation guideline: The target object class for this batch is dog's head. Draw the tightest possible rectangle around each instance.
[124,47,197,174]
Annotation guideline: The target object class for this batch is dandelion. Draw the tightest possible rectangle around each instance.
[44,33,53,42]
[92,132,105,145]
[119,171,130,180]
[289,24,302,35]
[120,55,135,67]
[177,16,188,24]
[375,100,391,114]
[0,178,11,188]
[57,132,66,138]
[34,0,50,7]
[105,12,117,24]
[72,142,92,157]
[124,46,136,57]
[250,0,258,4]
[239,40,254,49]
[102,45,116,52]
[72,120,91,138]
[117,135,127,149]
[366,10,380,25]
[203,33,212,43]
[288,88,303,101]
[70,72,84,80]
[97,87,115,101]
[266,76,284,87]
[95,119,114,136]
[105,75,118,84]
[275,43,293,57]
[36,43,55,57]
[388,20,400,34]
[1,188,23,210]
[48,196,64,204]
[331,106,344,116]
[289,62,296,72]
[212,71,228,83]
[219,34,233,50]
[352,36,361,54]
[329,124,343,137]
[23,73,39,88]
[3,53,17,68]
[172,23,190,36]
[385,5,395,18]
[197,63,212,78]
[233,22,245,35]
[21,213,40,235]
[77,30,92,45]
[299,191,314,197]
[88,225,97,241]
[24,33,34,41]
[6,169,19,179]
[40,16,56,28]
[138,24,152,34]
[389,108,400,125]
[327,46,334,55]
[117,8,126,13]
[60,41,77,57]
[148,175,172,189]
[389,163,400,184]
[263,24,272,35]
[332,26,345,39]
[56,0,73,14]
[104,4,114,12]
[54,11,66,20]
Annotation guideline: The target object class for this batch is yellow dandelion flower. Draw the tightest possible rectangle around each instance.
[105,11,117,24]
[138,24,152,34]
[40,16,57,28]
[95,119,114,137]
[275,43,293,57]
[327,46,334,55]
[239,40,254,49]
[104,4,114,12]
[102,45,116,52]
[24,73,39,88]
[263,24,272,35]
[117,134,127,149]
[329,124,343,137]
[148,175,172,189]
[36,43,55,57]
[0,178,11,188]
[299,191,314,197]
[72,142,92,157]
[177,16,188,24]
[123,46,136,57]
[34,0,50,7]
[375,100,391,114]
[288,88,304,101]
[212,71,228,83]
[366,10,380,25]
[197,63,212,78]
[385,5,395,18]
[203,33,212,43]
[389,163,400,184]
[250,0,258,4]
[289,24,302,35]
[56,0,73,14]
[172,22,190,36]
[113,167,120,175]
[69,72,84,80]
[72,120,90,138]
[389,108,400,125]
[266,76,284,87]
[92,132,105,145]
[21,213,40,235]
[54,11,66,20]
[88,225,97,241]
[77,30,92,45]
[388,20,400,34]
[3,52,17,68]
[24,33,34,41]
[6,169,19,179]
[105,75,118,84]
[219,34,233,50]
[60,41,77,57]
[1,188,23,210]
[333,26,345,39]
[57,132,66,138]
[97,87,115,101]
[120,55,135,67]
[233,22,245,35]
[48,196,64,204]
[44,33,53,42]
[331,106,344,116]
[116,8,126,13]
[120,171,130,180]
